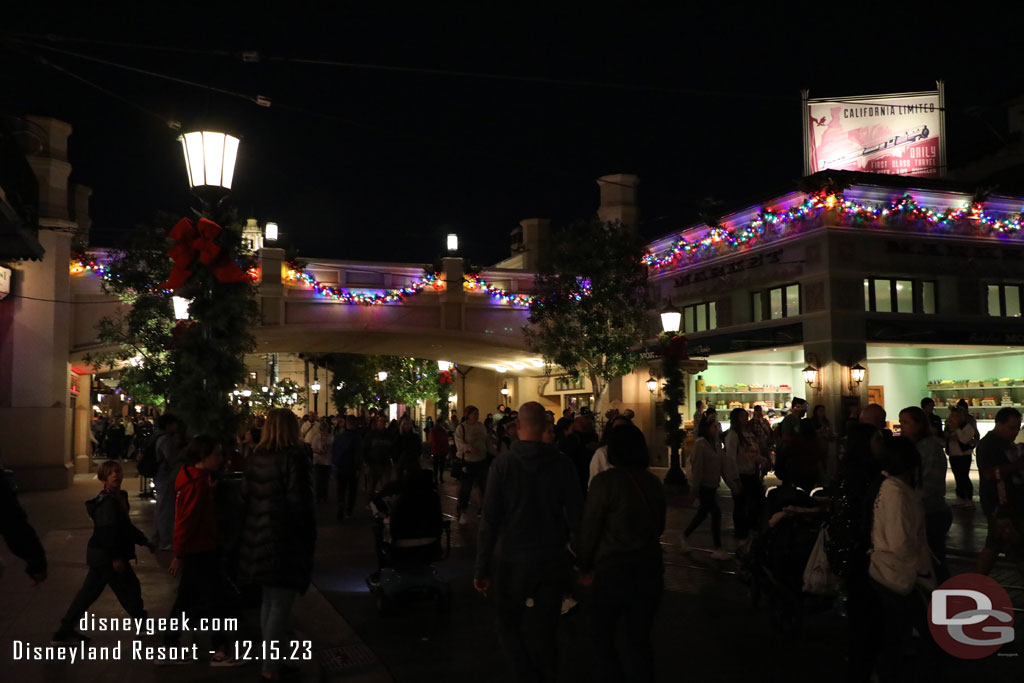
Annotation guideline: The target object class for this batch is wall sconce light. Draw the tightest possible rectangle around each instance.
[849,363,866,391]
[802,364,820,391]
[500,382,510,396]
[646,374,659,394]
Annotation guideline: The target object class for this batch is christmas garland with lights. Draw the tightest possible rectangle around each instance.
[463,274,536,307]
[71,254,257,292]
[644,191,1024,271]
[284,262,443,305]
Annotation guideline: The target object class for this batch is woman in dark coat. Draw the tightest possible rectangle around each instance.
[239,409,315,681]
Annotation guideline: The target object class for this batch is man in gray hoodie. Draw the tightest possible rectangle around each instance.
[474,401,583,683]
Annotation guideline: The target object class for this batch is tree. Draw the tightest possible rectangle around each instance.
[524,218,651,415]
[324,354,441,413]
[84,216,176,408]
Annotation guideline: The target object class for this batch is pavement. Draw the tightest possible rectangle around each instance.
[1,458,1022,683]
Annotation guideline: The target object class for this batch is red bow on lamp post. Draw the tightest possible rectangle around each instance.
[439,370,455,385]
[160,217,248,291]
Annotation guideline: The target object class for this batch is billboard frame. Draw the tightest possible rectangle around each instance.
[802,81,946,178]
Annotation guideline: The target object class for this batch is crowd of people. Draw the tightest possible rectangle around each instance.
[3,391,1023,683]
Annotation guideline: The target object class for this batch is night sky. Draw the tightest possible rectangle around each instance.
[3,7,1023,265]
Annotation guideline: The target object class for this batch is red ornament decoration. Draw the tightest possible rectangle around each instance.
[439,370,455,385]
[160,217,249,291]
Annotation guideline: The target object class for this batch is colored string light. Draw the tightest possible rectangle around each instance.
[285,263,444,305]
[643,191,1024,271]
[463,274,535,307]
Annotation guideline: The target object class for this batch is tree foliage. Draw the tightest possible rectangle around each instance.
[164,206,259,438]
[524,219,651,414]
[322,354,441,413]
[84,215,176,407]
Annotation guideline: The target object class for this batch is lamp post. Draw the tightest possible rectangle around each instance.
[660,301,689,492]
[311,378,321,414]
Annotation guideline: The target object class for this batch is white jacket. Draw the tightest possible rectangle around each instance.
[588,445,610,488]
[868,475,936,596]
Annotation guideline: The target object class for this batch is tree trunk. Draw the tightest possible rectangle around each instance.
[588,371,609,418]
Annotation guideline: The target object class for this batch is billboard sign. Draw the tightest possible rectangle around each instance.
[804,86,945,178]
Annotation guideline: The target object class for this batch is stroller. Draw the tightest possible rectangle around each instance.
[367,469,452,615]
[743,482,834,636]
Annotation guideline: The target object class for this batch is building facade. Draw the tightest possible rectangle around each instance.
[644,170,1024,440]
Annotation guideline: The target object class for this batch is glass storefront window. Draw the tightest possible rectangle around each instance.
[696,303,707,332]
[875,279,892,312]
[785,285,800,316]
[709,301,717,329]
[685,306,695,333]
[896,280,913,313]
[988,285,1001,316]
[770,288,783,319]
[922,281,935,314]
[1007,286,1021,317]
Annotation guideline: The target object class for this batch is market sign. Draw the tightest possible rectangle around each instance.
[0,265,10,300]
[804,85,946,178]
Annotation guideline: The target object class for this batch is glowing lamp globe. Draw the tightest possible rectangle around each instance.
[646,376,659,393]
[446,233,459,252]
[661,302,681,333]
[377,371,388,382]
[850,363,866,385]
[172,296,191,320]
[265,221,279,241]
[311,381,321,393]
[179,130,240,197]
[500,383,510,396]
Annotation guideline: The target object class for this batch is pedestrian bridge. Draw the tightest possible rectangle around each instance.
[70,250,540,370]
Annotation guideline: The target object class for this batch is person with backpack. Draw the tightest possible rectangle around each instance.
[52,460,156,643]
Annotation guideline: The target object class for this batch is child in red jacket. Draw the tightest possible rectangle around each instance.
[163,435,241,666]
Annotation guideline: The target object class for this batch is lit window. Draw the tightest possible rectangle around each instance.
[770,288,783,319]
[786,285,800,316]
[864,279,871,312]
[683,300,718,332]
[989,284,1024,317]
[752,292,763,322]
[709,301,717,329]
[874,280,892,312]
[1007,287,1021,318]
[922,281,935,314]
[896,280,913,313]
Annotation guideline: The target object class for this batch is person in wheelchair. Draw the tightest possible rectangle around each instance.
[368,463,450,603]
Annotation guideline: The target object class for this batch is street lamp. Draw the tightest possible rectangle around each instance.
[179,130,240,204]
[661,301,682,334]
[646,374,659,393]
[803,365,820,391]
[172,296,191,320]
[377,371,388,382]
[446,233,459,252]
[849,363,866,390]
[265,221,279,241]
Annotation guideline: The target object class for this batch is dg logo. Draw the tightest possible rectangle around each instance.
[928,574,1015,659]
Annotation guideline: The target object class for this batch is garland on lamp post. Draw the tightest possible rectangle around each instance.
[661,332,689,492]
[437,369,455,425]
